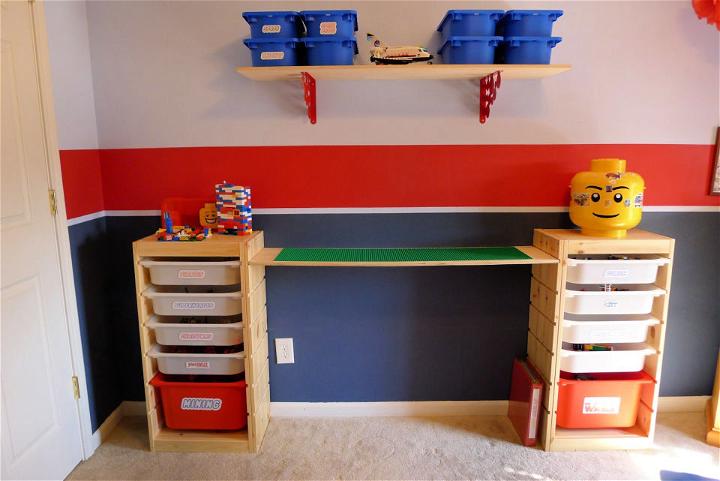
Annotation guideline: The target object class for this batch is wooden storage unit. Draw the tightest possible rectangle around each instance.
[132,232,270,453]
[529,229,674,451]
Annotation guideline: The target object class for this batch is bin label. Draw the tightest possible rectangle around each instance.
[181,397,222,411]
[179,332,214,341]
[261,24,281,34]
[582,396,621,414]
[603,269,629,279]
[172,301,215,310]
[260,51,285,60]
[603,300,619,308]
[178,269,206,279]
[319,21,337,35]
[185,361,210,369]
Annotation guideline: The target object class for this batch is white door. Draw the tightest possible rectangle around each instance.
[1,1,84,479]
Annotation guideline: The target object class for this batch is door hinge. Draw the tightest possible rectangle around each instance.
[71,376,80,400]
[48,189,57,216]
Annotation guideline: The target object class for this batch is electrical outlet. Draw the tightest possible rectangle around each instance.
[275,338,295,364]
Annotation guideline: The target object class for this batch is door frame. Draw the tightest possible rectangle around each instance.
[26,0,96,459]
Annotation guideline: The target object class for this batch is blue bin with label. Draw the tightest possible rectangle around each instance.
[300,10,357,37]
[438,36,502,64]
[243,37,302,66]
[303,37,357,65]
[497,10,563,36]
[242,11,303,38]
[497,36,561,64]
[437,10,504,41]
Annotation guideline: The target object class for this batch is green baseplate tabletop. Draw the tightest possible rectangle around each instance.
[273,247,531,263]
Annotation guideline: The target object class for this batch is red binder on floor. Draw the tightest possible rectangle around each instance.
[508,358,544,446]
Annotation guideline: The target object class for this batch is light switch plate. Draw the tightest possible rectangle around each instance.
[275,338,295,364]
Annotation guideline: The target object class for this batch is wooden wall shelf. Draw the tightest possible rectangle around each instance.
[236,64,571,81]
[236,64,571,124]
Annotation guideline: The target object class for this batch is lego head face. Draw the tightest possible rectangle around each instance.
[199,203,218,228]
[569,159,645,238]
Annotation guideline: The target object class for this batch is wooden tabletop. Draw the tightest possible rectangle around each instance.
[250,245,557,267]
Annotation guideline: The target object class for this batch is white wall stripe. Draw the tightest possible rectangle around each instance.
[66,206,720,225]
[66,210,107,226]
[105,209,160,217]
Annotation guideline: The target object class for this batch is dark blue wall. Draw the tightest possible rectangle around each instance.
[68,217,122,430]
[70,212,720,425]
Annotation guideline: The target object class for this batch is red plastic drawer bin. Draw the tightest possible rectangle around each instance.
[556,371,654,429]
[150,373,247,430]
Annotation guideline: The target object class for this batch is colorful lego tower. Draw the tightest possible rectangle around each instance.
[214,181,252,235]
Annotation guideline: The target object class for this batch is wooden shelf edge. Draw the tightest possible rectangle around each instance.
[550,424,652,451]
[250,245,558,267]
[153,427,250,453]
[236,64,571,81]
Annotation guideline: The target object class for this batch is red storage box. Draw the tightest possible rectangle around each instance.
[150,373,247,430]
[556,371,654,429]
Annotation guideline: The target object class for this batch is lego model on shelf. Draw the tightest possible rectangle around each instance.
[215,181,253,235]
[367,33,433,65]
[569,158,645,238]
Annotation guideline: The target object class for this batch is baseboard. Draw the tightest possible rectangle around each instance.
[88,395,708,453]
[86,402,125,457]
[270,400,509,417]
[658,395,711,413]
[122,400,146,417]
[271,396,710,418]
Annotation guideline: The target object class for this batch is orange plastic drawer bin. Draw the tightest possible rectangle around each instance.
[556,371,654,429]
[150,373,247,430]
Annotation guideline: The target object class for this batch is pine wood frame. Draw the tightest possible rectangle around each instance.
[133,228,675,453]
[132,232,270,453]
[530,229,675,451]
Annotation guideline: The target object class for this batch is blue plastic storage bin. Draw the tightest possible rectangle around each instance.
[497,10,563,36]
[498,36,561,64]
[303,37,357,65]
[243,38,302,66]
[437,10,504,41]
[301,10,357,37]
[242,11,303,38]
[438,36,502,64]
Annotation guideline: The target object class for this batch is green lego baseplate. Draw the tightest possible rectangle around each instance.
[273,247,531,263]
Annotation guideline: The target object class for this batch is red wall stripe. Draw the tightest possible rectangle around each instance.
[60,149,105,219]
[60,145,718,219]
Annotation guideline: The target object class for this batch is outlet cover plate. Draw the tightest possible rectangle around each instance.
[275,338,295,364]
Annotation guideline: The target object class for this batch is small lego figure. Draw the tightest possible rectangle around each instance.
[199,203,218,229]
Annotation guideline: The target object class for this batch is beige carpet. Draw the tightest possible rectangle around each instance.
[68,412,719,480]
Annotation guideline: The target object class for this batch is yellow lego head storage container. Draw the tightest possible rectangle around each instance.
[569,159,645,238]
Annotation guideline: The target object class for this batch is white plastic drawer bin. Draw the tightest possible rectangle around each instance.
[560,343,656,373]
[564,284,664,315]
[146,315,243,346]
[148,345,245,375]
[143,286,242,316]
[566,255,669,284]
[140,259,240,285]
[562,314,659,344]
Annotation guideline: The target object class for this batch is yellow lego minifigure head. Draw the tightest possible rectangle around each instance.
[199,203,218,228]
[569,159,645,238]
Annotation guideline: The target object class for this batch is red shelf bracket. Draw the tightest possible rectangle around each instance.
[479,71,501,124]
[301,72,317,124]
